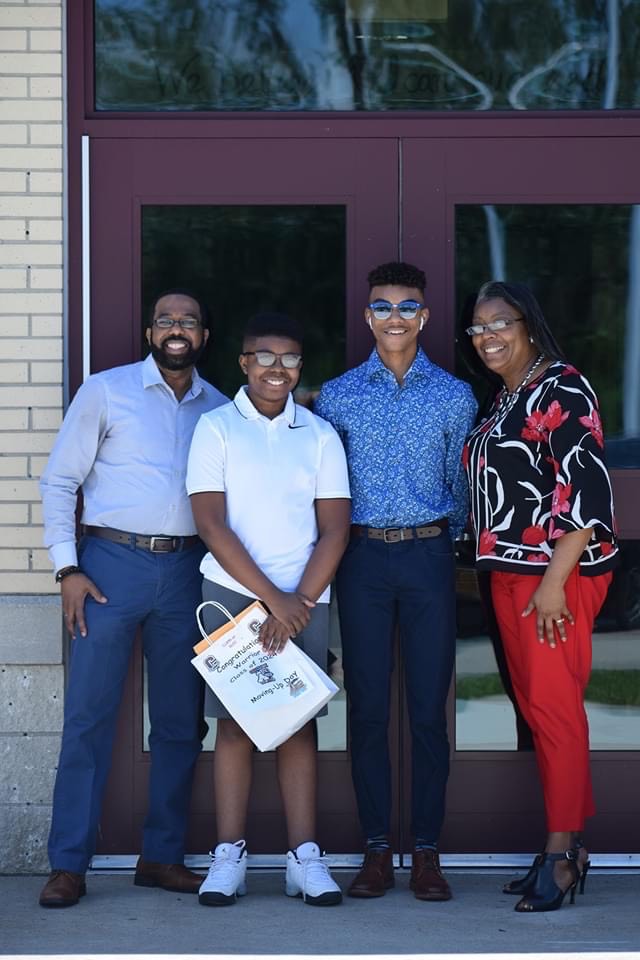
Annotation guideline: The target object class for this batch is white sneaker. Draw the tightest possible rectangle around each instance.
[198,840,247,906]
[285,841,342,906]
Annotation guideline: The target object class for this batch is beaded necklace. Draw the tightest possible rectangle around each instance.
[492,353,545,422]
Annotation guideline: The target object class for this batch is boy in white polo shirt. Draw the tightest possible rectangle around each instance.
[186,313,351,907]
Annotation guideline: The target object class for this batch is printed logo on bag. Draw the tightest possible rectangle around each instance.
[285,672,307,698]
[249,662,276,685]
[204,655,220,672]
[248,619,262,636]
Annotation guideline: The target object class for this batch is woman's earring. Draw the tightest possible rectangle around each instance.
[529,335,534,344]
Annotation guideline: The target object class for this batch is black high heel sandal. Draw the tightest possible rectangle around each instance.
[574,840,590,896]
[514,849,580,913]
[503,853,543,895]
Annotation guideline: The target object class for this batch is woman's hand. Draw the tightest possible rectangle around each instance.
[522,580,573,648]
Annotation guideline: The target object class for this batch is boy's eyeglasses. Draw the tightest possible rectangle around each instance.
[465,317,523,336]
[153,316,201,330]
[242,351,302,369]
[368,299,424,321]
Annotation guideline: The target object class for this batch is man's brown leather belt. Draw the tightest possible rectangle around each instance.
[84,526,200,553]
[351,520,448,543]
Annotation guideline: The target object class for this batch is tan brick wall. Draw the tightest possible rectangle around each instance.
[0,0,63,595]
[0,0,64,873]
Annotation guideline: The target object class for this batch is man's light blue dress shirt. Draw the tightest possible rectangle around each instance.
[315,348,477,538]
[40,354,226,571]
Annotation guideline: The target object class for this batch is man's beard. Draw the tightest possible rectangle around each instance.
[149,337,206,371]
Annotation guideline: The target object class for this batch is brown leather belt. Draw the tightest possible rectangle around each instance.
[84,525,200,553]
[351,519,448,543]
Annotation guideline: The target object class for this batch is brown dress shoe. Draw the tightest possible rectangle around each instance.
[134,857,202,894]
[410,848,452,901]
[39,869,86,908]
[348,847,394,898]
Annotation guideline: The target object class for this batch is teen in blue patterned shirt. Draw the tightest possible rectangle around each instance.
[315,261,477,902]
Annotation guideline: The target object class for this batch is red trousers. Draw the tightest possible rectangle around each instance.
[490,566,611,832]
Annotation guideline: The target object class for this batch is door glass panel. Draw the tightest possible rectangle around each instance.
[95,1,640,112]
[456,544,640,751]
[454,202,640,751]
[142,204,346,398]
[142,203,347,752]
[455,204,640,466]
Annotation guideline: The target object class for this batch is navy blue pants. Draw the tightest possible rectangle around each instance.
[336,533,456,841]
[47,535,205,873]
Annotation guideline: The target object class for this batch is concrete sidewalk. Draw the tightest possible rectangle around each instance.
[2,869,639,960]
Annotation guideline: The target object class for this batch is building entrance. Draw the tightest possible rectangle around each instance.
[77,133,640,859]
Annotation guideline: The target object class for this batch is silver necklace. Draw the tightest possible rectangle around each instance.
[494,353,545,420]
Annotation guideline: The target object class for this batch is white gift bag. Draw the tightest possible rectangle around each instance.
[192,599,338,752]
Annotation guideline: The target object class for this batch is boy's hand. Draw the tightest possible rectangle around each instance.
[266,590,312,636]
[258,615,290,654]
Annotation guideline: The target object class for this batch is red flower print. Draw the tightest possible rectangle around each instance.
[551,482,572,517]
[522,525,547,546]
[479,456,485,469]
[600,541,614,556]
[561,364,580,376]
[526,553,548,563]
[579,409,604,449]
[461,444,469,469]
[521,401,569,443]
[479,529,498,556]
[521,409,548,443]
[547,518,566,541]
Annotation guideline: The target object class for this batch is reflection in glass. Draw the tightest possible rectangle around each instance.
[455,204,640,468]
[142,205,346,399]
[455,541,640,751]
[143,595,347,752]
[95,1,640,112]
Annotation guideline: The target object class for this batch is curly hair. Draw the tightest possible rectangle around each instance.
[242,312,303,349]
[367,261,426,294]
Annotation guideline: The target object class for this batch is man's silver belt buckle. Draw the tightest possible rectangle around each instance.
[149,536,174,553]
[382,527,407,543]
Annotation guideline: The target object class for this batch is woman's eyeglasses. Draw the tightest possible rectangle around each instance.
[465,317,523,337]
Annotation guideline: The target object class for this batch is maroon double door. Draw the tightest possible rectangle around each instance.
[79,130,640,857]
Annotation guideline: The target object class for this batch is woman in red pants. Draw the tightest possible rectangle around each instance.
[462,281,618,913]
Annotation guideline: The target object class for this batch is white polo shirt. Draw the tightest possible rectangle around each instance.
[186,387,350,602]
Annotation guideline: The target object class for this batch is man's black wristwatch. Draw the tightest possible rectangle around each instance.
[55,565,82,583]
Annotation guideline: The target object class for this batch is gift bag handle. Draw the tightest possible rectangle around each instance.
[195,600,239,643]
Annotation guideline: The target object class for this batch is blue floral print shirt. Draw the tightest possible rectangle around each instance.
[315,348,477,537]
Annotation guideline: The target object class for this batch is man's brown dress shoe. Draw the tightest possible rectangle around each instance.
[348,847,394,898]
[410,848,452,901]
[39,870,86,907]
[134,858,202,894]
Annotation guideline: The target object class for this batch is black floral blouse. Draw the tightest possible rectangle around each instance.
[464,361,619,576]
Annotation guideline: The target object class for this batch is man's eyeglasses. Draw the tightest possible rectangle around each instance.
[241,351,302,369]
[368,299,424,321]
[153,316,202,330]
[465,317,523,337]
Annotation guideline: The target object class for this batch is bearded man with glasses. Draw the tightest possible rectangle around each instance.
[38,289,226,908]
[315,261,477,901]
